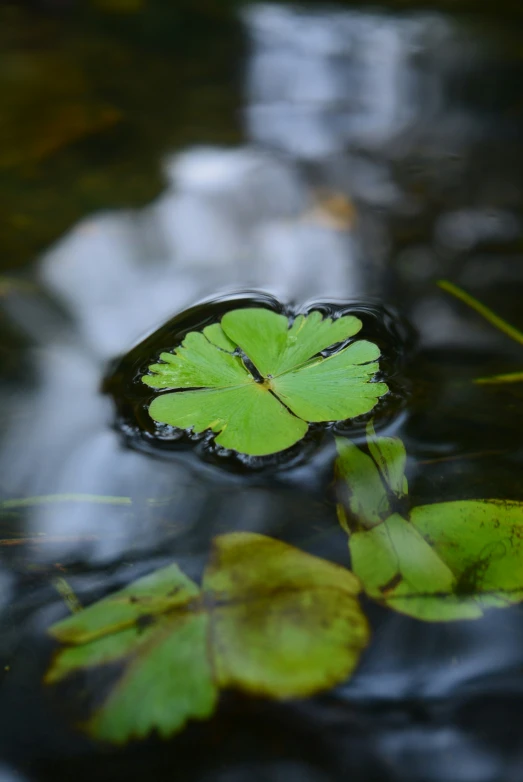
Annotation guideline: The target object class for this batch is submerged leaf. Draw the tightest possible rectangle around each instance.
[348,513,481,621]
[142,308,387,456]
[335,438,390,530]
[206,533,367,698]
[46,564,215,743]
[365,421,408,500]
[46,533,369,743]
[335,421,406,529]
[411,500,523,609]
[336,429,523,621]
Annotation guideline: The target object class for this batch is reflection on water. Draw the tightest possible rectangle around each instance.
[245,6,454,154]
[1,2,523,781]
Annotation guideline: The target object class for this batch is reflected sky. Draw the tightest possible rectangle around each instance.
[1,4,523,781]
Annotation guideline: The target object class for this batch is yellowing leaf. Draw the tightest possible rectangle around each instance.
[45,533,369,743]
[206,533,367,698]
[142,308,388,456]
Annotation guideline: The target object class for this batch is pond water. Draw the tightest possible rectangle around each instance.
[1,2,523,780]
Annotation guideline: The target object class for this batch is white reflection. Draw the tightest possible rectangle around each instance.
[39,211,202,360]
[377,726,498,782]
[0,341,204,564]
[435,208,521,252]
[0,766,31,782]
[244,5,453,156]
[343,606,523,700]
[38,143,364,364]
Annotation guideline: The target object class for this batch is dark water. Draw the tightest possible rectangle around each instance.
[1,2,523,781]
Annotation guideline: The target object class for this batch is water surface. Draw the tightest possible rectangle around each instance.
[1,2,523,780]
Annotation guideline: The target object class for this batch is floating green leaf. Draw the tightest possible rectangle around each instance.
[45,533,369,743]
[142,308,388,456]
[336,423,523,621]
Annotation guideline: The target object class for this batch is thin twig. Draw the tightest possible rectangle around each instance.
[0,535,99,547]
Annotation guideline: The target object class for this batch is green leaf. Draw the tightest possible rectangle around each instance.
[142,308,388,456]
[143,327,249,390]
[46,564,215,743]
[365,421,408,499]
[272,341,388,422]
[411,500,523,609]
[45,533,369,743]
[348,513,481,621]
[149,384,308,456]
[220,308,362,377]
[335,437,390,529]
[335,431,523,621]
[334,421,407,529]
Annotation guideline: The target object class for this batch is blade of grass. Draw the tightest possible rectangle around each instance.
[1,494,132,509]
[437,280,523,347]
[475,371,523,385]
[52,576,83,614]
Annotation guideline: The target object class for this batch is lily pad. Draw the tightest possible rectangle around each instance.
[336,423,523,621]
[142,308,388,456]
[45,532,369,743]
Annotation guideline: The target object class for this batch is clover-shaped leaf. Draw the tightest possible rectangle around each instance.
[45,533,369,744]
[336,423,523,621]
[142,308,388,456]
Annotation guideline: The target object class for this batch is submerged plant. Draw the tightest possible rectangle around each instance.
[45,532,369,743]
[336,422,523,621]
[142,308,388,456]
